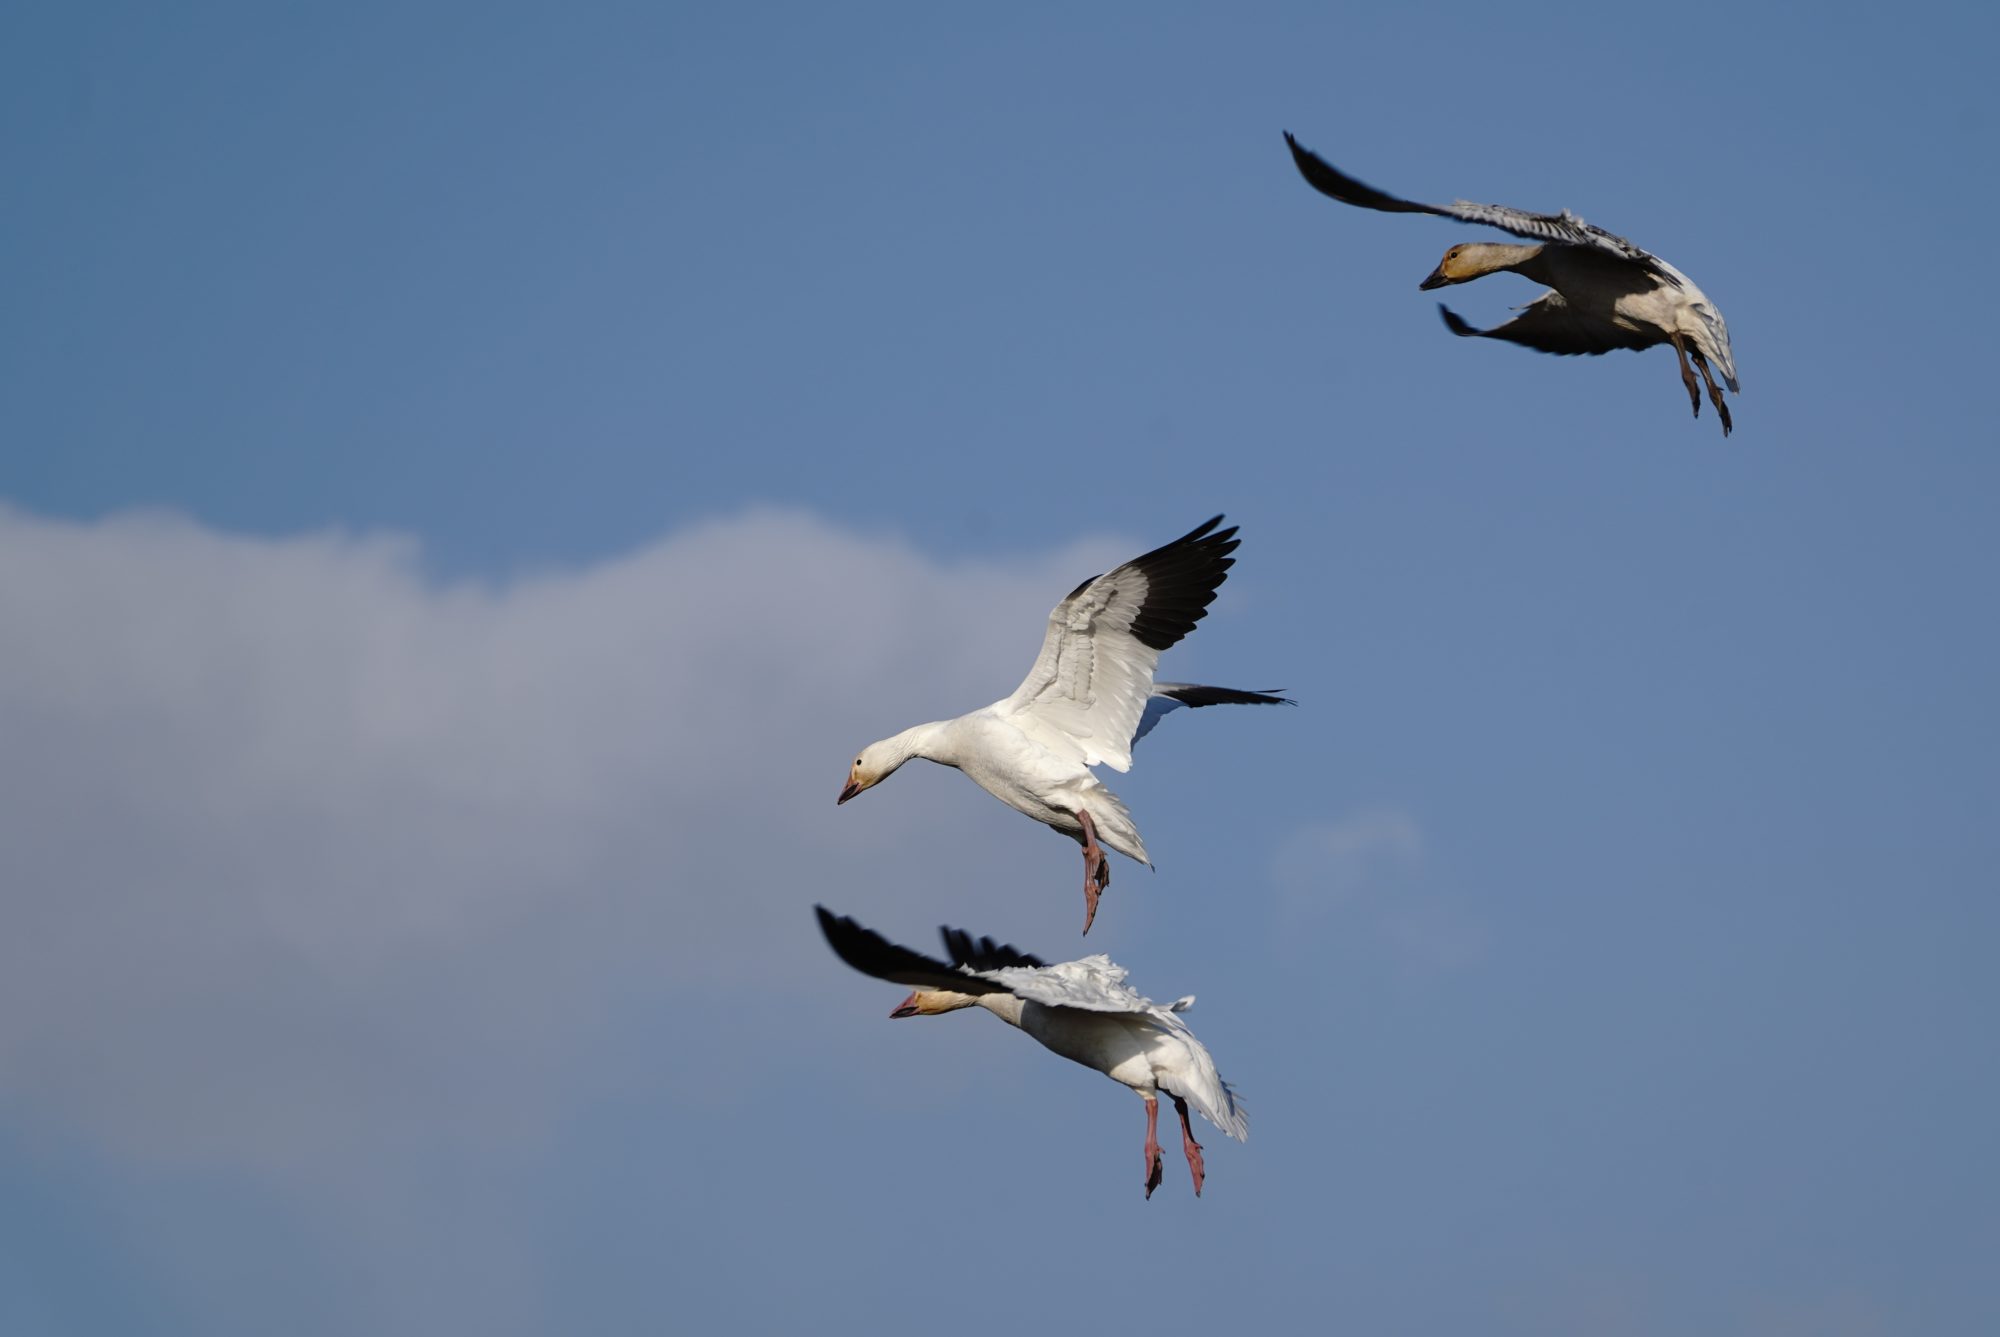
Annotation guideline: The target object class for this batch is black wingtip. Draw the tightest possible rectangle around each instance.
[939,925,1046,972]
[1283,134,1432,217]
[820,906,1018,995]
[1283,132,1333,177]
[815,905,869,965]
[1158,684,1297,709]
[1121,515,1243,653]
[1178,514,1227,544]
[1438,304,1480,338]
[817,905,921,982]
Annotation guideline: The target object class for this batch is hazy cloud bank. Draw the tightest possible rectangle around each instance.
[0,503,1117,1174]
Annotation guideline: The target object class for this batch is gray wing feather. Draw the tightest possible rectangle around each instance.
[1690,302,1740,390]
[1284,132,1675,283]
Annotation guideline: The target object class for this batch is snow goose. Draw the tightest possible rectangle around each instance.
[816,905,1247,1198]
[1284,132,1740,435]
[836,516,1289,933]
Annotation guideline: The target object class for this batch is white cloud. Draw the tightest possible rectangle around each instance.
[0,503,1113,1177]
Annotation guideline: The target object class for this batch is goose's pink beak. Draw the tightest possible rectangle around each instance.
[837,779,861,804]
[889,992,920,1019]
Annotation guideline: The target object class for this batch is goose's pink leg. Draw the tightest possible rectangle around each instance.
[1141,1094,1164,1199]
[1173,1095,1207,1197]
[1076,810,1111,935]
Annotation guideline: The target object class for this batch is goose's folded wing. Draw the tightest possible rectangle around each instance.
[1283,132,1674,282]
[998,516,1240,773]
[1689,300,1740,391]
[1156,1039,1250,1142]
[1439,295,1656,356]
[816,907,1015,996]
[1134,682,1294,746]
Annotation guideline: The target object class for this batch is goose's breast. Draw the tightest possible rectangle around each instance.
[1022,1007,1159,1089]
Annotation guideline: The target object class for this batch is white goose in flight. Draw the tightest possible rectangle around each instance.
[1284,132,1740,436]
[836,516,1289,934]
[816,906,1247,1199]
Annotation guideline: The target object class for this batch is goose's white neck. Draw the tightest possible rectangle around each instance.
[976,993,1027,1028]
[878,720,958,768]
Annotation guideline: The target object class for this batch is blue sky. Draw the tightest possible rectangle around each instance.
[3,2,1997,1334]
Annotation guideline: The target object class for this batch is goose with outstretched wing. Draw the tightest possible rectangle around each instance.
[1284,132,1739,435]
[817,906,1247,1199]
[837,516,1291,934]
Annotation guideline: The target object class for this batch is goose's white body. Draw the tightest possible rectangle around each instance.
[963,976,1241,1139]
[974,958,1241,1139]
[861,709,1150,866]
[817,908,1246,1198]
[838,517,1288,931]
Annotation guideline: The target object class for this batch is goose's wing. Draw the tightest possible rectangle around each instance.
[1283,132,1675,283]
[1134,682,1294,746]
[980,954,1159,1015]
[824,912,1152,1016]
[998,517,1240,773]
[1438,295,1657,357]
[938,925,1048,974]
[816,907,1020,997]
[1154,1024,1250,1142]
[1690,300,1739,391]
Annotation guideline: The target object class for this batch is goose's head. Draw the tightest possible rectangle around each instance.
[837,740,897,805]
[889,988,982,1019]
[838,731,926,804]
[1420,242,1521,290]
